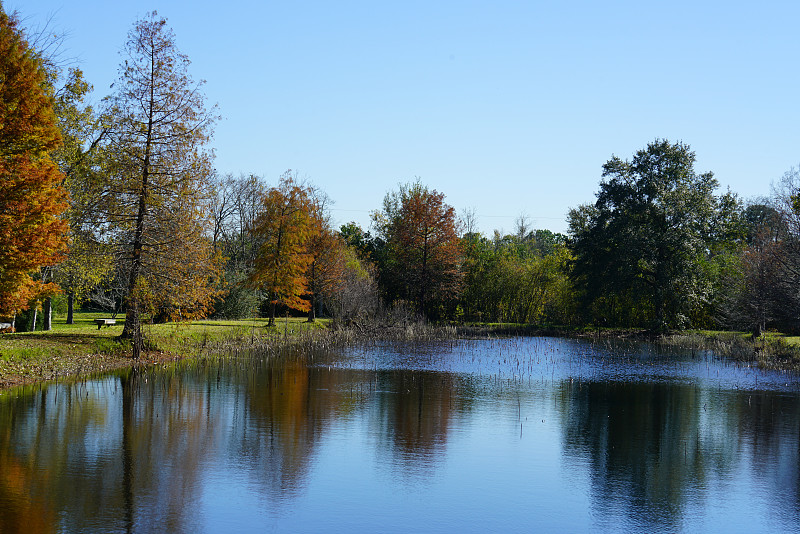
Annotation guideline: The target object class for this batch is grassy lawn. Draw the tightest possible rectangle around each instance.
[0,311,330,389]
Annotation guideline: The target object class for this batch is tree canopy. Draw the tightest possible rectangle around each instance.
[569,139,738,331]
[5,5,799,339]
[372,182,462,319]
[248,173,317,326]
[0,7,68,315]
[103,12,221,355]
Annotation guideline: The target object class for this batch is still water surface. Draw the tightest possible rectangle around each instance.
[1,336,799,533]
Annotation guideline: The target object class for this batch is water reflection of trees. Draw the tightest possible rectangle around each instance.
[0,388,61,534]
[119,369,226,532]
[0,356,473,532]
[0,368,229,533]
[238,357,344,501]
[370,370,467,481]
[238,361,470,494]
[558,380,800,529]
[4,348,798,531]
[737,391,800,517]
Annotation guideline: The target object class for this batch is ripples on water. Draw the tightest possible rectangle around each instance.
[0,336,799,533]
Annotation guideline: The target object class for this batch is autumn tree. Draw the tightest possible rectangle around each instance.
[0,6,68,317]
[249,173,317,326]
[103,13,221,356]
[305,195,347,322]
[10,12,110,330]
[372,182,463,319]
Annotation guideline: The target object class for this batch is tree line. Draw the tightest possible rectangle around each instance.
[2,8,798,354]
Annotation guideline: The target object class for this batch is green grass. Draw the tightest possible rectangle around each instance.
[0,311,332,389]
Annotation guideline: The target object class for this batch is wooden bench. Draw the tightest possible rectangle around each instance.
[94,318,117,330]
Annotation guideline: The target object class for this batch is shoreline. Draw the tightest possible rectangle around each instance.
[2,321,799,393]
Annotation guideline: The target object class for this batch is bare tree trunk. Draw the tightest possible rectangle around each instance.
[43,297,52,330]
[123,204,145,358]
[67,292,75,324]
[30,304,38,332]
[121,64,154,359]
[307,294,316,323]
[307,264,316,323]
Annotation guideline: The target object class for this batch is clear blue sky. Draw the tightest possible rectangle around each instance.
[12,0,800,236]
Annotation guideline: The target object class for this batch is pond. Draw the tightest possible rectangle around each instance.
[1,336,799,533]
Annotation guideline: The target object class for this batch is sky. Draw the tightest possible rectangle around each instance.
[10,0,800,236]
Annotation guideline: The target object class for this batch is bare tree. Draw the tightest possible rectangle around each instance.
[460,206,478,236]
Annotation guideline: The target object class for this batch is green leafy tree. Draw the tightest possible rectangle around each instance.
[460,231,576,324]
[340,221,382,264]
[459,234,504,321]
[54,234,113,323]
[47,68,114,326]
[569,139,730,331]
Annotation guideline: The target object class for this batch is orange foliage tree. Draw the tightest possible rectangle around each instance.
[373,181,463,319]
[305,196,347,322]
[249,173,318,326]
[0,7,68,317]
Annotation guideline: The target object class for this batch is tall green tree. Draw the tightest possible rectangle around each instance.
[104,12,220,356]
[0,6,68,317]
[47,67,114,326]
[569,139,731,331]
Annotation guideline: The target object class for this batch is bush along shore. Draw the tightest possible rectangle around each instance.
[2,313,800,391]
